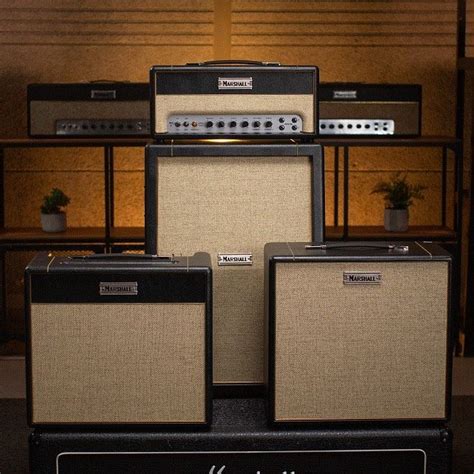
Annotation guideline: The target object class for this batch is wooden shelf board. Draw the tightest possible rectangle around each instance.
[326,225,456,241]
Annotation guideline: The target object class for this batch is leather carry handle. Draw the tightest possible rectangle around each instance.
[68,254,174,261]
[185,60,281,66]
[305,243,409,252]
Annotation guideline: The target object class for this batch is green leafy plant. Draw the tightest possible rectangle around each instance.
[371,173,426,210]
[40,188,71,214]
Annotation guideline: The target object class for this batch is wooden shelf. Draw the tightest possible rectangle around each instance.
[0,227,145,248]
[0,136,460,149]
[110,227,145,242]
[326,225,456,241]
[0,137,151,148]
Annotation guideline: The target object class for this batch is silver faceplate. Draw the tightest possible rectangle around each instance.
[319,119,395,135]
[167,114,303,134]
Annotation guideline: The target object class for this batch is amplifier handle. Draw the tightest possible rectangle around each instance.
[68,254,175,262]
[185,60,281,66]
[305,243,409,252]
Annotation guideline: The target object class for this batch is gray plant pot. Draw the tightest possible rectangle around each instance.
[40,212,67,233]
[384,208,408,232]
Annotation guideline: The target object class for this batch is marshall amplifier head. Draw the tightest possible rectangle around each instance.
[146,142,325,391]
[25,252,212,427]
[319,83,421,136]
[266,241,452,425]
[27,82,150,137]
[150,61,318,139]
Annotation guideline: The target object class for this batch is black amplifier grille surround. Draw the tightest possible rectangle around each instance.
[265,241,452,426]
[29,399,452,474]
[319,83,422,136]
[27,82,150,137]
[25,253,212,427]
[150,61,318,139]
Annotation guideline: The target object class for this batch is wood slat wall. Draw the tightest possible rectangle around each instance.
[0,0,459,229]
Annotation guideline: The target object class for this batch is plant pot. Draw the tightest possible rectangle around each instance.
[40,212,67,233]
[384,208,408,232]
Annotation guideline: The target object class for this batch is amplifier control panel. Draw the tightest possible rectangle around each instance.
[319,119,394,135]
[167,115,303,135]
[56,119,150,136]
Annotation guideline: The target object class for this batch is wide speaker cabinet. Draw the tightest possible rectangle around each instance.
[265,242,452,425]
[145,143,324,390]
[25,253,212,427]
[29,400,452,474]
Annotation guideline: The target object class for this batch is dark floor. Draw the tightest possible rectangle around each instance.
[1,398,473,473]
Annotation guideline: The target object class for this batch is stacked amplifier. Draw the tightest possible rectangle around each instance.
[27,62,452,473]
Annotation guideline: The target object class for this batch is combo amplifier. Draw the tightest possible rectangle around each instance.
[25,252,212,427]
[319,83,421,136]
[265,241,452,425]
[145,142,325,390]
[150,61,318,139]
[29,399,452,473]
[27,82,150,137]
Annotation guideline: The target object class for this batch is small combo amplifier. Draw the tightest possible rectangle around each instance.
[29,399,452,473]
[25,253,212,427]
[319,83,421,136]
[146,142,325,390]
[150,61,318,139]
[27,82,150,137]
[265,241,452,425]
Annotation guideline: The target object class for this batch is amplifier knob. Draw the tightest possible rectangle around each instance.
[206,121,213,128]
[291,125,298,131]
[292,117,298,123]
[174,121,181,128]
[265,121,273,128]
[183,121,189,127]
[217,121,225,128]
[279,125,285,131]
[229,121,237,128]
[241,121,249,128]
[279,117,285,123]
[253,121,261,128]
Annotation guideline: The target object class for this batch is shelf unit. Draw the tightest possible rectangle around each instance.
[457,56,474,355]
[0,136,462,341]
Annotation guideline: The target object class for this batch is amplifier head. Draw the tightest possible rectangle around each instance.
[150,62,318,139]
[25,253,212,427]
[319,83,421,136]
[146,143,325,390]
[27,82,150,137]
[266,242,452,425]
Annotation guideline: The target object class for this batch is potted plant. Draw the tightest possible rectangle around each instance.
[40,188,71,232]
[371,173,426,232]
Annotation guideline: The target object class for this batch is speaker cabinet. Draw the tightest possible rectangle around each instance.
[25,253,212,427]
[29,399,452,474]
[146,143,324,389]
[266,242,452,425]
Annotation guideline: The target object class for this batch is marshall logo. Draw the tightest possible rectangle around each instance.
[343,271,382,285]
[333,90,357,99]
[218,77,253,90]
[99,282,138,296]
[217,253,253,266]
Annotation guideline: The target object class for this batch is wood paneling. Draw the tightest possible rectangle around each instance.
[0,0,460,228]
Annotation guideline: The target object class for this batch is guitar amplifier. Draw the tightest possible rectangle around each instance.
[319,83,421,136]
[265,242,452,425]
[27,82,150,137]
[29,399,452,473]
[25,253,212,427]
[145,142,325,391]
[150,61,318,139]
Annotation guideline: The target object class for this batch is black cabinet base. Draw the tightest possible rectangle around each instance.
[30,399,452,474]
